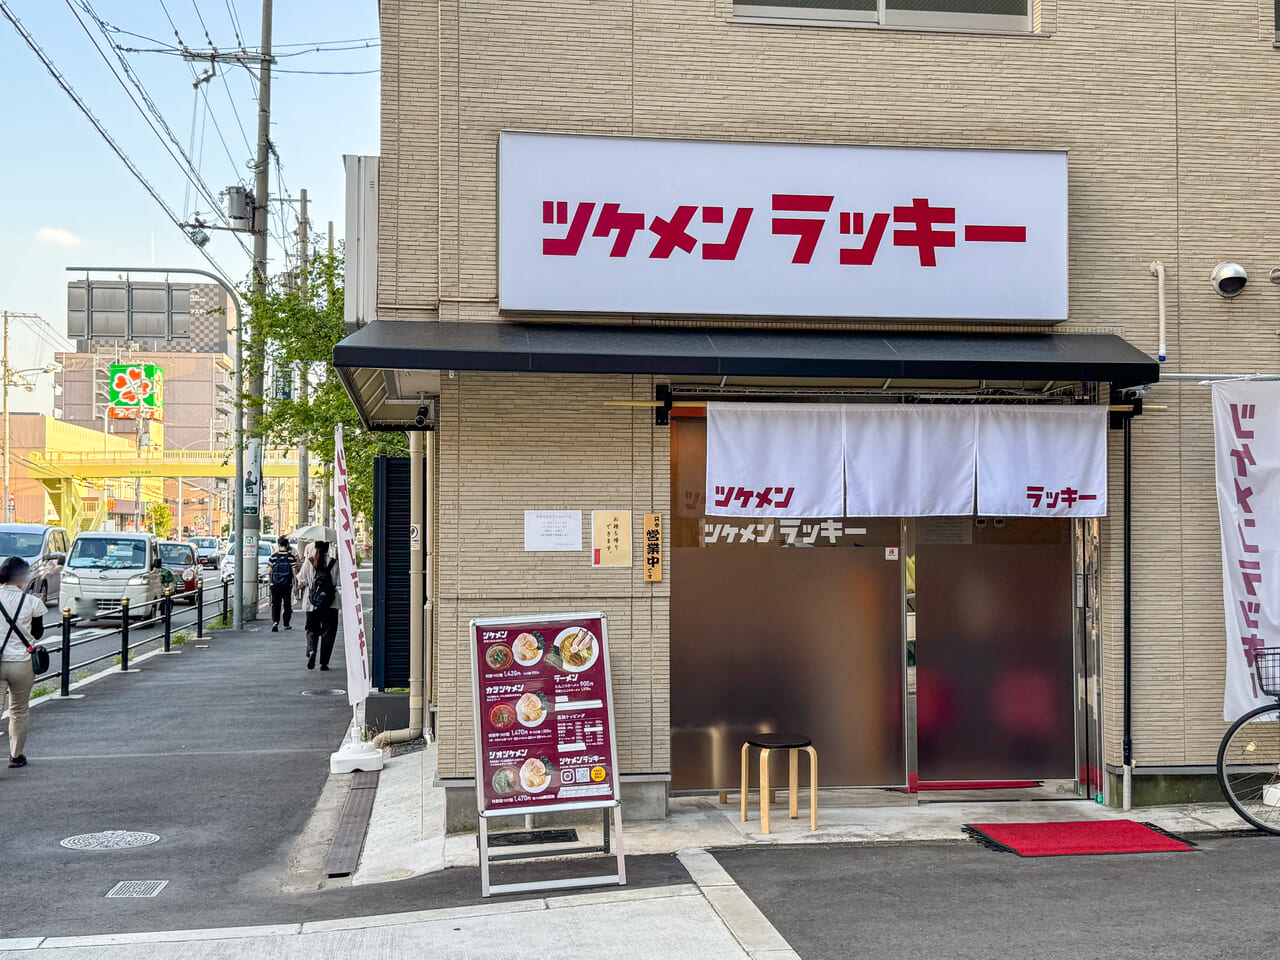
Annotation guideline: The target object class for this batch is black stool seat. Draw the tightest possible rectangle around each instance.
[747,733,811,750]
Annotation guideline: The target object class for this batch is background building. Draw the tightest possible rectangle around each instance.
[55,281,236,537]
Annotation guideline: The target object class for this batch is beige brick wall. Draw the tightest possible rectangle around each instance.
[381,1,1280,774]
[433,372,670,778]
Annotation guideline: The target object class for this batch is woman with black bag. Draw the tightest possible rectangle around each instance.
[0,556,48,769]
[297,541,340,671]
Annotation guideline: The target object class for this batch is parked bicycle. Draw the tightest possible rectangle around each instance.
[1217,648,1280,833]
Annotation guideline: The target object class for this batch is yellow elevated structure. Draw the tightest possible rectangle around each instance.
[26,450,321,480]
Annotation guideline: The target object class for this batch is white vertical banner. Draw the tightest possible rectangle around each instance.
[1213,382,1280,721]
[705,403,844,518]
[976,406,1108,517]
[844,405,977,516]
[334,423,372,706]
[243,437,262,517]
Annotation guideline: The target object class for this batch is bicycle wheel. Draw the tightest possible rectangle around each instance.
[1218,703,1280,834]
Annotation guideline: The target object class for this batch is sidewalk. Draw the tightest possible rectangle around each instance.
[354,742,1251,884]
[0,622,686,942]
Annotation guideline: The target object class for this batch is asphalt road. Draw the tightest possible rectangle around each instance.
[714,835,1280,960]
[30,569,243,694]
[0,620,684,939]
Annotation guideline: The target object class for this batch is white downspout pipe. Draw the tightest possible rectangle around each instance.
[1149,260,1167,363]
[373,429,425,749]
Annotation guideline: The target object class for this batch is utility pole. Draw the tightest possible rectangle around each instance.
[242,0,273,619]
[296,187,309,529]
[321,221,334,529]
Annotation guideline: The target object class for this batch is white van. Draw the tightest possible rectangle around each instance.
[60,531,164,620]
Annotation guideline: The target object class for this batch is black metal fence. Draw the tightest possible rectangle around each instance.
[36,577,243,697]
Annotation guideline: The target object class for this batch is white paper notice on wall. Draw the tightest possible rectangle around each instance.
[844,405,977,517]
[524,510,583,551]
[976,406,1107,517]
[705,402,844,518]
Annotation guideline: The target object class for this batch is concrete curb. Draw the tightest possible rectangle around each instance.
[0,883,700,950]
[677,849,801,960]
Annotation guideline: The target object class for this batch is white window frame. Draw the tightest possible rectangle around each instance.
[734,0,1032,34]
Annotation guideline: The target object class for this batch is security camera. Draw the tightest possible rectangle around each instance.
[1211,262,1248,298]
[412,402,436,430]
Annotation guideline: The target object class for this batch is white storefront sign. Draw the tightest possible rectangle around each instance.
[706,403,1107,519]
[499,132,1068,322]
[1213,381,1280,721]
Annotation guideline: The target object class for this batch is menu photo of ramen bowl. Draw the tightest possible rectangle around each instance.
[491,765,521,796]
[519,756,552,793]
[516,691,551,728]
[488,701,516,731]
[511,631,544,667]
[484,643,513,672]
[546,625,598,673]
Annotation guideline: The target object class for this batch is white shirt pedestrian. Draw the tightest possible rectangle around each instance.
[0,585,46,661]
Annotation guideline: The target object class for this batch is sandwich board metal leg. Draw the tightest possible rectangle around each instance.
[478,802,627,898]
[478,816,492,898]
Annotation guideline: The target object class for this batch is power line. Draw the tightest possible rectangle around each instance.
[66,0,252,257]
[217,60,254,156]
[253,65,380,76]
[222,0,244,49]
[122,40,381,57]
[156,0,184,44]
[188,0,214,46]
[272,36,379,47]
[0,1,239,287]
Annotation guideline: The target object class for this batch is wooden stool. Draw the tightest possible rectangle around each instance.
[740,734,817,834]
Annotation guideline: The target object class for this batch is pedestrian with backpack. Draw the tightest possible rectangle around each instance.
[298,540,340,670]
[268,535,298,632]
[0,556,48,769]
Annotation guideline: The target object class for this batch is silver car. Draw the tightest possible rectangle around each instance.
[0,523,69,604]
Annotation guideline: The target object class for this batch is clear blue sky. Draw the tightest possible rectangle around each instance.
[0,1,380,412]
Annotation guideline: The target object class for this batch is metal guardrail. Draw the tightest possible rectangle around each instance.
[35,577,249,695]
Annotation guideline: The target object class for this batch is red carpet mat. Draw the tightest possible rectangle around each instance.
[964,820,1194,857]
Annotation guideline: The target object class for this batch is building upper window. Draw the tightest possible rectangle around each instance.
[734,0,1031,33]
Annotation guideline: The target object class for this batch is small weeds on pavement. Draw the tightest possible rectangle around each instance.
[30,683,53,699]
[207,613,231,630]
[172,630,193,646]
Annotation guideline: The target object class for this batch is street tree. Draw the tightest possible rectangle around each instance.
[242,249,406,526]
[147,501,174,538]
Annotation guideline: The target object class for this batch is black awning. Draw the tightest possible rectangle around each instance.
[336,320,1159,383]
[334,320,1159,427]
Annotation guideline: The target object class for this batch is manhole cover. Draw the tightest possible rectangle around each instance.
[301,689,346,697]
[105,880,168,899]
[61,831,160,851]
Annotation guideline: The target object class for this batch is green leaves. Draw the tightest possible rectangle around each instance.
[239,249,406,523]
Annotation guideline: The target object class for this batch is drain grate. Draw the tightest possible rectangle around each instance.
[488,829,580,848]
[61,830,160,851]
[105,880,168,899]
[301,689,346,697]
